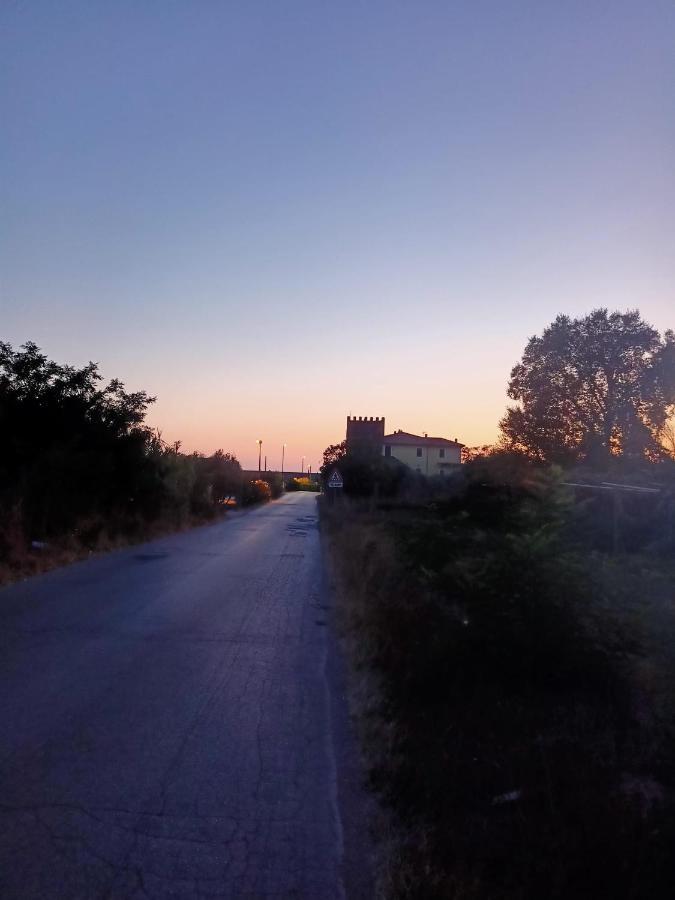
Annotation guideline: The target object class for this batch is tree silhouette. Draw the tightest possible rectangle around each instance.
[208,450,242,503]
[0,341,157,535]
[321,440,347,470]
[500,310,675,465]
[0,342,240,561]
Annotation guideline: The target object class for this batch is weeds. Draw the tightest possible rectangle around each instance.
[323,466,675,898]
[0,505,223,586]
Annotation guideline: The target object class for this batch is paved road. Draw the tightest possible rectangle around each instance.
[0,493,370,898]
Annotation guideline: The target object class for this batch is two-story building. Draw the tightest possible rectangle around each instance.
[383,429,463,475]
[345,417,463,475]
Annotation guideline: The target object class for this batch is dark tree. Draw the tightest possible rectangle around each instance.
[1,341,245,572]
[321,440,347,470]
[0,341,157,537]
[208,450,243,503]
[500,310,675,465]
[320,438,406,497]
[461,444,498,464]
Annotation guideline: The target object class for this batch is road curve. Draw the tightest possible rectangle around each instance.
[0,492,370,898]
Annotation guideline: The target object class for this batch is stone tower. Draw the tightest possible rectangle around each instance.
[345,416,385,455]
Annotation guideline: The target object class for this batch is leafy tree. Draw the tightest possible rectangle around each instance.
[322,440,347,469]
[461,444,499,464]
[208,449,243,502]
[0,341,156,536]
[320,439,407,497]
[500,310,675,465]
[0,342,240,567]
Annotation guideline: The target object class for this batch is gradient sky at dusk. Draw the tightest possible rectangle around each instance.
[2,1,674,470]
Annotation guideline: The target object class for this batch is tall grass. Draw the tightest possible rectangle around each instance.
[322,466,675,898]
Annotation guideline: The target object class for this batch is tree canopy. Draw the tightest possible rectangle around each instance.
[0,342,242,565]
[499,310,675,465]
[0,341,157,534]
[321,441,347,470]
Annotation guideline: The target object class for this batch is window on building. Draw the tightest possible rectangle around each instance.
[384,445,391,457]
[416,447,422,457]
[439,448,445,458]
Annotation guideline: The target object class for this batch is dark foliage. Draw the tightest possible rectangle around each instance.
[208,449,243,503]
[241,479,272,506]
[285,477,320,492]
[500,309,675,465]
[320,441,409,498]
[257,472,283,499]
[324,457,675,898]
[0,341,155,537]
[0,342,241,575]
[322,440,347,469]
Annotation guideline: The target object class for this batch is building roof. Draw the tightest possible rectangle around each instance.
[383,430,464,448]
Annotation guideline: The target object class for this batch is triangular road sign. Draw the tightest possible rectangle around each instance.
[328,469,344,488]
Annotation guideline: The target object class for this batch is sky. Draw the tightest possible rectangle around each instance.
[2,1,674,470]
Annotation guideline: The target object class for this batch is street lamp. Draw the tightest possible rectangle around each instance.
[281,444,286,483]
[301,455,305,474]
[257,439,262,473]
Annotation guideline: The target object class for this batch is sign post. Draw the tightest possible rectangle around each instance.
[328,469,343,489]
[327,468,344,504]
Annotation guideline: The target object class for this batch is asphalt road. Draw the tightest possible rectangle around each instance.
[0,493,371,899]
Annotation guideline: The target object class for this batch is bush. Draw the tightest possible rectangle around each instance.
[323,461,675,899]
[241,479,272,506]
[320,449,407,498]
[286,476,320,492]
[0,341,243,580]
[258,472,283,499]
[205,449,243,504]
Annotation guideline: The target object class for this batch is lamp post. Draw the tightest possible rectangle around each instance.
[301,455,305,474]
[257,439,262,473]
[281,444,286,484]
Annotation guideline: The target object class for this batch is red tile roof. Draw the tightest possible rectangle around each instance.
[383,431,464,448]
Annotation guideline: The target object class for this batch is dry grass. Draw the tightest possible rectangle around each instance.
[322,496,675,899]
[0,509,226,587]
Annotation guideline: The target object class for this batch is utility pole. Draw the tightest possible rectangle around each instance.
[257,439,262,473]
[281,444,286,484]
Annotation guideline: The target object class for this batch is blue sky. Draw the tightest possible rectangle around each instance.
[2,1,674,469]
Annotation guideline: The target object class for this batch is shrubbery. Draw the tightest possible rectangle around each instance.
[324,456,675,898]
[0,341,243,580]
[286,476,320,492]
[258,472,283,499]
[320,441,408,497]
[241,479,272,506]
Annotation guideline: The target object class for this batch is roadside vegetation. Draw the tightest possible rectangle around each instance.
[323,309,675,898]
[0,341,270,584]
[242,478,273,505]
[286,476,321,492]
